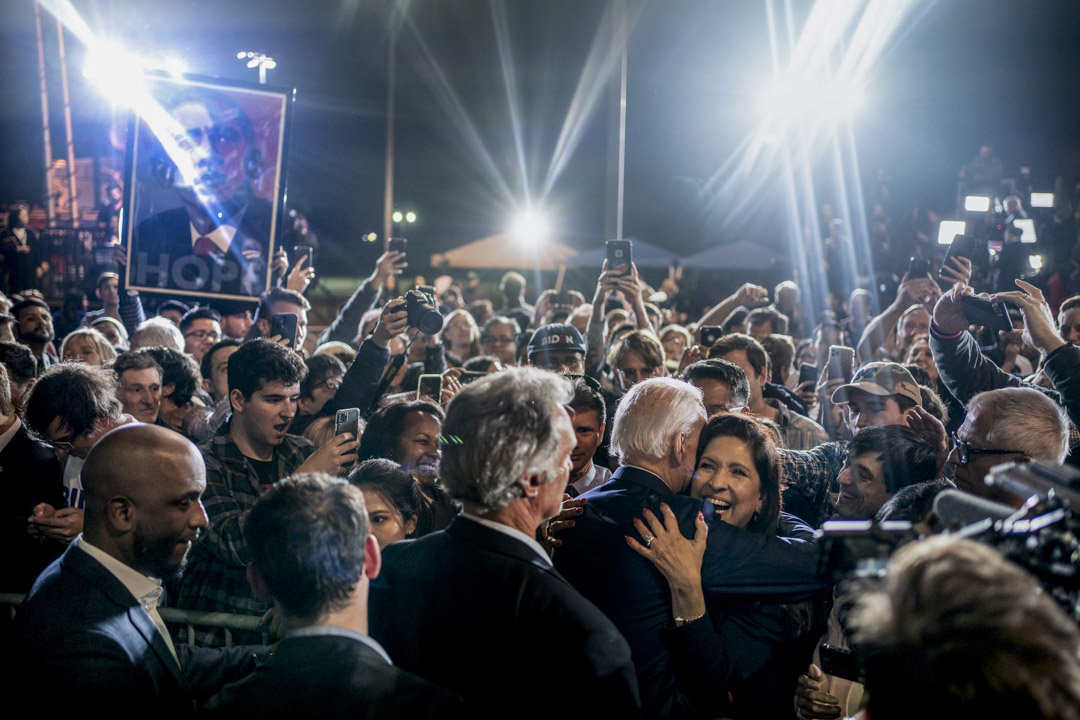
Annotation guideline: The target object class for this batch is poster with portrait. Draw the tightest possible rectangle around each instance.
[122,73,293,302]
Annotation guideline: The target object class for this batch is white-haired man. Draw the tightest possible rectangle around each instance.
[369,367,640,719]
[948,386,1069,506]
[555,377,825,720]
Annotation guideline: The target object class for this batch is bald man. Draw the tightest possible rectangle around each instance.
[11,424,264,714]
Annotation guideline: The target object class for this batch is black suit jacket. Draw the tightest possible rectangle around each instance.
[1,422,64,592]
[7,543,263,716]
[369,515,641,719]
[131,200,272,299]
[553,466,827,720]
[205,632,466,718]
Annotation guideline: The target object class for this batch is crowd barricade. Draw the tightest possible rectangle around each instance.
[0,592,269,647]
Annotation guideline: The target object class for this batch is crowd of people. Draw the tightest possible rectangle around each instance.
[2,180,1080,719]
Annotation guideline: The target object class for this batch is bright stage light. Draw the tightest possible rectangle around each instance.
[510,211,550,246]
[405,211,417,223]
[1030,254,1043,272]
[392,211,403,223]
[1013,218,1037,244]
[1031,192,1054,208]
[757,80,866,122]
[964,195,990,212]
[937,220,966,245]
[163,57,188,79]
[83,43,145,106]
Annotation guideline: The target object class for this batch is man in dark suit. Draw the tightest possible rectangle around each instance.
[369,367,641,719]
[8,424,263,714]
[205,473,465,718]
[553,377,827,720]
[0,363,64,593]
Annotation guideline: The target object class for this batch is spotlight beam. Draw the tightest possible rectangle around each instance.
[490,0,531,203]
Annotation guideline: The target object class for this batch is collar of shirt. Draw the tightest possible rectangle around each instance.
[0,416,21,454]
[75,535,164,611]
[460,512,552,566]
[571,462,611,496]
[189,222,238,255]
[285,625,392,664]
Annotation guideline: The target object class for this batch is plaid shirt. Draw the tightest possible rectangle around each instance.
[767,399,830,451]
[171,422,314,646]
[778,441,849,528]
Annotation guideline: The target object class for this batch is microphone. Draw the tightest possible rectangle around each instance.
[933,489,1015,527]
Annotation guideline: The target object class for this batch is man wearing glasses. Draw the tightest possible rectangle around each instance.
[947,387,1069,507]
[23,364,138,545]
[180,306,223,362]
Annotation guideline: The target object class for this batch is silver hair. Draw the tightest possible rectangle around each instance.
[439,367,573,513]
[130,316,184,353]
[967,387,1069,463]
[611,377,705,465]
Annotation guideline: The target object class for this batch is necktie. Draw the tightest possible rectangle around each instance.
[193,236,218,256]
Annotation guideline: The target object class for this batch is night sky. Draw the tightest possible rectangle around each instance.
[2,0,1079,279]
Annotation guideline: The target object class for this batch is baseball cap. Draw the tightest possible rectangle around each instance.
[831,362,921,406]
[527,323,586,359]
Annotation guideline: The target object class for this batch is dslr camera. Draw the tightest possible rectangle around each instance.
[404,285,444,335]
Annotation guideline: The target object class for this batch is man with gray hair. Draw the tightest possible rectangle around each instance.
[369,367,640,719]
[948,386,1069,507]
[555,377,826,719]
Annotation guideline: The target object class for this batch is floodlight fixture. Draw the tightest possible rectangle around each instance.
[405,211,417,223]
[937,220,966,245]
[1013,218,1037,244]
[964,195,990,212]
[1030,254,1043,272]
[392,211,403,223]
[1030,192,1054,208]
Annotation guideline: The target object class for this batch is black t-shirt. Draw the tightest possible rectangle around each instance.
[250,456,279,492]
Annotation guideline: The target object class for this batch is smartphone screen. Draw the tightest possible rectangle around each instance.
[388,237,407,255]
[270,312,299,347]
[416,374,442,401]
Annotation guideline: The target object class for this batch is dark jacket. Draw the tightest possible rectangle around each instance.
[1,421,64,592]
[554,466,826,720]
[370,515,641,719]
[205,632,466,719]
[9,543,263,716]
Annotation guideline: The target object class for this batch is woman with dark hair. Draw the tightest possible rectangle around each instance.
[630,412,819,718]
[348,458,422,547]
[1,205,47,294]
[356,400,458,533]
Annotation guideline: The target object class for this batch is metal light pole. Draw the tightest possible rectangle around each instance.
[56,18,79,227]
[34,2,55,225]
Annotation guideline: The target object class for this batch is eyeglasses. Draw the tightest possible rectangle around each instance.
[312,378,342,392]
[483,335,516,345]
[184,330,221,342]
[950,431,1024,464]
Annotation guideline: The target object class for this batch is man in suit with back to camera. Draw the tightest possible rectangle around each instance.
[369,366,641,719]
[554,377,827,720]
[7,424,264,715]
[204,473,465,718]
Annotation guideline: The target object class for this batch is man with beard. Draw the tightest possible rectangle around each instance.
[9,424,264,712]
[12,298,56,372]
